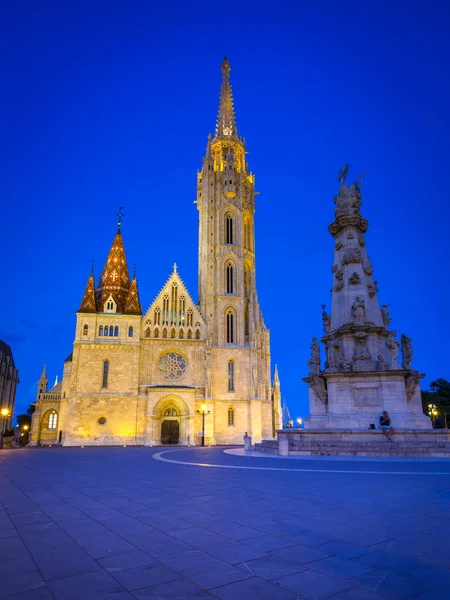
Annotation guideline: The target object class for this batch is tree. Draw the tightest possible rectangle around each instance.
[421,379,450,420]
[16,414,31,429]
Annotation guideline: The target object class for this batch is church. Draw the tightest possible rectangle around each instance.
[30,58,282,447]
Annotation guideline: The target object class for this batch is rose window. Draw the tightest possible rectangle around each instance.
[159,352,187,380]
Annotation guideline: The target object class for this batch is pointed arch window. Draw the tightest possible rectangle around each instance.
[187,309,193,327]
[114,326,119,337]
[154,307,161,326]
[104,326,108,337]
[225,214,234,244]
[171,328,176,339]
[228,406,235,426]
[145,327,151,338]
[195,329,200,339]
[162,328,167,339]
[171,283,178,325]
[228,360,235,392]
[102,360,109,389]
[226,310,235,344]
[179,329,184,339]
[48,410,58,430]
[99,325,104,336]
[83,324,88,336]
[226,262,234,294]
[187,329,192,339]
[163,295,169,325]
[179,296,186,325]
[154,328,159,338]
[128,326,133,337]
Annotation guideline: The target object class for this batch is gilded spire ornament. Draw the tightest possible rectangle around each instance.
[215,57,238,139]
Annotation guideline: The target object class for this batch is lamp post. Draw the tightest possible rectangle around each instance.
[296,418,303,428]
[22,424,29,446]
[197,404,210,447]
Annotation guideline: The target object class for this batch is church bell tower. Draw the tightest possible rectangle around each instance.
[197,58,260,348]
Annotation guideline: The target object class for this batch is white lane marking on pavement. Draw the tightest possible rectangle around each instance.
[152,449,450,475]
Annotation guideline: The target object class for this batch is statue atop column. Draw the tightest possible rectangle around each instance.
[334,181,362,218]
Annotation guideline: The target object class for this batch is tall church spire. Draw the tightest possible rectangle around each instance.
[96,228,130,313]
[215,57,238,140]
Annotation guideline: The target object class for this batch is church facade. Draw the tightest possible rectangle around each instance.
[30,58,282,447]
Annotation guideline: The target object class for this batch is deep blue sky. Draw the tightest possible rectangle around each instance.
[2,1,449,420]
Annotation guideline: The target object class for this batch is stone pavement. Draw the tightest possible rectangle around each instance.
[0,447,449,600]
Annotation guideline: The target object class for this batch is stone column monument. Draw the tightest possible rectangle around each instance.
[303,177,430,430]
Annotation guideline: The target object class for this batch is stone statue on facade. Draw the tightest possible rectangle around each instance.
[353,331,371,361]
[334,268,344,292]
[376,354,387,371]
[349,272,361,285]
[405,371,420,401]
[307,337,321,373]
[309,373,328,404]
[342,247,362,265]
[322,308,331,333]
[401,334,414,370]
[367,281,378,297]
[386,331,400,367]
[381,305,391,328]
[363,259,373,276]
[351,296,365,324]
[334,182,362,218]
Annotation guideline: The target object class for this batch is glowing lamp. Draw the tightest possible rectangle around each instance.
[1,408,9,417]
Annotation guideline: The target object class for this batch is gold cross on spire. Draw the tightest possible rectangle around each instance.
[173,262,178,273]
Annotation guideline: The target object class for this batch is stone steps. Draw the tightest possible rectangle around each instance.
[254,440,450,458]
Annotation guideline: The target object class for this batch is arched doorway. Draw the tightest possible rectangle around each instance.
[161,407,180,444]
[150,395,193,446]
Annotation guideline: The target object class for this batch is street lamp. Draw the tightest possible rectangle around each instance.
[0,407,11,435]
[428,403,439,418]
[297,418,303,427]
[197,404,210,447]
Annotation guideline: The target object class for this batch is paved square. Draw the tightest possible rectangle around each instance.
[0,447,449,599]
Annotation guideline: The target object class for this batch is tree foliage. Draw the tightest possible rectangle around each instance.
[421,379,450,417]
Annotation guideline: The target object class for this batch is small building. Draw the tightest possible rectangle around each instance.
[0,341,19,433]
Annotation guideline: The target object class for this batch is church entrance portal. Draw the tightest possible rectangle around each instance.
[161,420,180,444]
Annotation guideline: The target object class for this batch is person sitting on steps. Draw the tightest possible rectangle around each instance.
[380,411,394,441]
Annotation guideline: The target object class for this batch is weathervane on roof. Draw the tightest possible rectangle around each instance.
[117,206,124,231]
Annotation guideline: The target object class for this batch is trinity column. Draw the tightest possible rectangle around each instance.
[304,172,430,429]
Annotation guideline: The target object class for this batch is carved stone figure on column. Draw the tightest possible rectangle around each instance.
[309,373,328,404]
[353,331,371,361]
[376,354,387,371]
[334,268,344,292]
[401,334,414,370]
[307,338,321,373]
[367,281,378,297]
[349,272,361,285]
[322,308,331,333]
[386,331,400,368]
[405,371,420,400]
[351,296,365,324]
[381,305,391,328]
